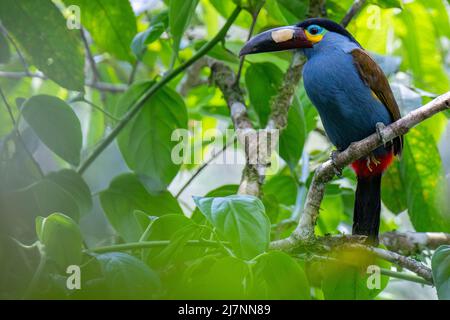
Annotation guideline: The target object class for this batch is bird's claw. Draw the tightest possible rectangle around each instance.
[376,122,389,147]
[330,150,342,177]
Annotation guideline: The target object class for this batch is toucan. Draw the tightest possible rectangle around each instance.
[240,18,403,243]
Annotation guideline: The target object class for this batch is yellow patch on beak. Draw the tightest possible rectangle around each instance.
[305,30,323,44]
[271,29,294,43]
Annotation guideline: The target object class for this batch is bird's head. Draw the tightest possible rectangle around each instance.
[239,18,361,57]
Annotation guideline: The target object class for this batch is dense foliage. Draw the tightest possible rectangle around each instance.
[0,0,449,300]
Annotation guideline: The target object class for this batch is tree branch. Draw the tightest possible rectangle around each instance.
[341,0,367,28]
[0,71,127,93]
[210,61,261,196]
[380,231,450,255]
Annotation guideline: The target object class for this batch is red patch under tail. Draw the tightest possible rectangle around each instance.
[351,152,394,178]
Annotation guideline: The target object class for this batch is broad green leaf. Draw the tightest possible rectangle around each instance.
[169,0,199,65]
[94,252,161,299]
[0,0,85,90]
[36,213,82,271]
[0,31,10,64]
[276,0,309,24]
[381,161,407,214]
[395,1,449,93]
[432,245,450,300]
[131,23,166,59]
[191,184,239,223]
[142,214,203,268]
[46,170,92,216]
[279,96,307,169]
[245,62,283,128]
[263,175,297,206]
[65,0,137,62]
[315,194,345,236]
[178,256,250,299]
[9,178,81,221]
[194,195,270,259]
[250,251,310,299]
[321,247,390,300]
[115,81,188,193]
[397,119,450,231]
[131,11,168,59]
[368,0,402,8]
[99,173,182,242]
[22,95,82,166]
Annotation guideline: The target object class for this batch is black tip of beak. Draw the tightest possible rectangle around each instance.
[239,26,312,57]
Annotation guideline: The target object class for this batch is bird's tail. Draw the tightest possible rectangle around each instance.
[353,174,382,244]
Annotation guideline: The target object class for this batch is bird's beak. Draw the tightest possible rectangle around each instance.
[239,26,312,56]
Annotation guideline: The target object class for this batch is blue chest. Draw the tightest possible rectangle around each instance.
[302,47,392,152]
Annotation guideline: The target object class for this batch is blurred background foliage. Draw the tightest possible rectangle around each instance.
[0,0,449,300]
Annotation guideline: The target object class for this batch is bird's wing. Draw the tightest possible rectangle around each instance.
[351,48,403,155]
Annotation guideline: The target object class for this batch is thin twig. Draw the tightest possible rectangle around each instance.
[235,9,260,85]
[0,85,44,177]
[175,138,236,199]
[81,98,120,121]
[0,23,30,73]
[128,60,139,85]
[86,239,225,254]
[80,28,101,83]
[0,71,127,93]
[341,0,367,28]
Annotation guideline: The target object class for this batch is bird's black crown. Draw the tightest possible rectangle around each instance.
[296,18,361,47]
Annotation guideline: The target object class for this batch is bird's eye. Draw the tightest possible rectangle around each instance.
[308,25,321,35]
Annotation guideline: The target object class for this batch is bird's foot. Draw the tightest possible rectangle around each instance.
[330,150,343,177]
[376,122,389,147]
[366,154,381,172]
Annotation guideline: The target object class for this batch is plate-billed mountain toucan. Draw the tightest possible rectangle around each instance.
[240,18,403,243]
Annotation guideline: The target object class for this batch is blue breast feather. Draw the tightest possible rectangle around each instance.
[302,33,392,154]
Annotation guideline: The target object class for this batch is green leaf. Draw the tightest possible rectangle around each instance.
[0,0,85,90]
[321,247,390,300]
[279,96,307,169]
[194,195,270,259]
[245,62,283,128]
[9,178,81,221]
[191,184,239,223]
[395,1,449,93]
[368,0,402,8]
[381,161,408,214]
[131,12,168,59]
[0,31,11,64]
[65,0,137,62]
[115,82,188,193]
[432,245,450,300]
[263,175,297,206]
[131,23,166,59]
[36,213,83,270]
[396,119,450,231]
[22,95,82,166]
[46,170,92,216]
[169,0,199,65]
[276,0,309,24]
[93,252,161,299]
[251,251,310,299]
[99,173,182,242]
[142,214,203,268]
[178,256,250,299]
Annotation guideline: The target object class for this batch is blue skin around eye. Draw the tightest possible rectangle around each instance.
[301,32,392,155]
